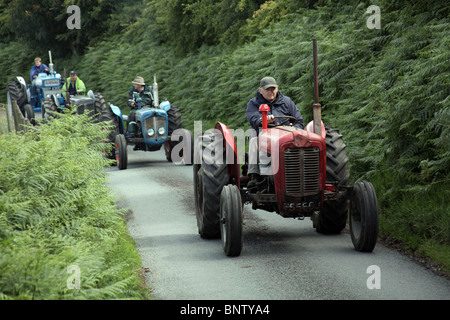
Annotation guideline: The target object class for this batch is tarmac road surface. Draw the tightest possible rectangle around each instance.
[106,147,450,300]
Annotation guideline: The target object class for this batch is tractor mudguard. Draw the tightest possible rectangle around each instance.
[159,100,171,112]
[109,103,125,134]
[306,120,326,138]
[215,122,240,188]
[109,103,123,119]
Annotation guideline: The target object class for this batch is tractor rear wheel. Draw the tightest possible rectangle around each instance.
[194,131,229,239]
[314,127,349,234]
[115,134,128,170]
[165,128,193,165]
[7,79,28,112]
[220,184,243,256]
[350,181,379,252]
[165,105,183,162]
[98,96,120,159]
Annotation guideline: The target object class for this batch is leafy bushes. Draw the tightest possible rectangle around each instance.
[0,113,148,299]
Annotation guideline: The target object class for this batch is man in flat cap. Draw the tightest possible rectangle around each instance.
[246,76,304,190]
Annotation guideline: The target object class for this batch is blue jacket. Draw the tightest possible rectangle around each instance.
[30,64,50,81]
[246,90,304,133]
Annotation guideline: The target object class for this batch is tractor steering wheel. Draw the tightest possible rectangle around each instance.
[268,115,299,127]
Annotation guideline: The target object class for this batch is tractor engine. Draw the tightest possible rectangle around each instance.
[255,126,326,218]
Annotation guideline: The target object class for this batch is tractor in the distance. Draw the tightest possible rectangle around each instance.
[104,75,192,169]
[193,40,379,256]
[6,51,101,124]
[6,51,63,124]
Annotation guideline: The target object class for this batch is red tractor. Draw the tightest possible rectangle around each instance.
[193,40,379,256]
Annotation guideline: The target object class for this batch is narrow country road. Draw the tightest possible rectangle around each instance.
[106,147,450,300]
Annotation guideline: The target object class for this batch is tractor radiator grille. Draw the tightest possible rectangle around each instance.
[284,147,320,195]
[144,116,167,139]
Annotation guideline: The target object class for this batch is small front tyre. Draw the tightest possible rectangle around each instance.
[220,184,243,257]
[115,134,128,170]
[349,181,379,252]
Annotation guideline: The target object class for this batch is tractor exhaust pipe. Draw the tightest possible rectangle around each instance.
[48,50,54,75]
[312,39,322,136]
[153,74,159,107]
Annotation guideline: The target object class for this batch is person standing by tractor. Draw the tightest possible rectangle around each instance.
[127,76,153,123]
[62,71,86,99]
[246,76,304,189]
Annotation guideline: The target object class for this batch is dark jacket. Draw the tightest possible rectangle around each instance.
[246,90,304,133]
[128,85,153,108]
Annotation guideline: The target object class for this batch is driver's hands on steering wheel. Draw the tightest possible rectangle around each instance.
[267,114,275,124]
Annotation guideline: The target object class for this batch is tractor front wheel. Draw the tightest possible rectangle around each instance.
[220,184,243,257]
[24,104,35,126]
[115,134,128,170]
[43,97,58,119]
[349,181,379,252]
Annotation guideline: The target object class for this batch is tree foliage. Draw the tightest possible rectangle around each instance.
[0,0,135,56]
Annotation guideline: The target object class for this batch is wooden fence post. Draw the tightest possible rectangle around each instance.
[11,100,31,133]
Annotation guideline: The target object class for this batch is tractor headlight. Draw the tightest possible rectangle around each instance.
[147,128,155,137]
[158,127,165,136]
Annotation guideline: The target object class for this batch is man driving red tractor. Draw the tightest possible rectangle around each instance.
[246,76,304,190]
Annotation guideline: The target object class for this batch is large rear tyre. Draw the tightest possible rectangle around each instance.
[115,134,128,170]
[350,181,379,252]
[194,131,229,239]
[165,105,183,162]
[165,128,193,165]
[99,99,120,159]
[7,79,28,111]
[220,185,243,257]
[314,127,349,234]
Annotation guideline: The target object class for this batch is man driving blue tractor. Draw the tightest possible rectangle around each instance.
[30,57,50,81]
[128,76,153,120]
[127,76,153,139]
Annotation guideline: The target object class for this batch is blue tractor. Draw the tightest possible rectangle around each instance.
[7,51,100,123]
[7,51,64,124]
[103,75,192,169]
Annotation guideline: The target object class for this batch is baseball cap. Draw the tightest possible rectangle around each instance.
[260,77,278,90]
[70,70,77,75]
